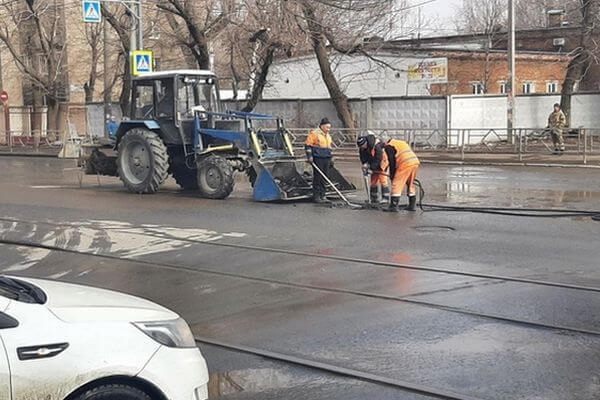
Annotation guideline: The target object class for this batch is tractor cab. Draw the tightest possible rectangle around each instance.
[129,70,220,146]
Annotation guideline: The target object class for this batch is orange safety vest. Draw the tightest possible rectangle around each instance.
[382,139,419,171]
[305,128,333,158]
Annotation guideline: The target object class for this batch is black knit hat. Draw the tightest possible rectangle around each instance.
[356,136,368,147]
[356,134,376,148]
[320,118,331,126]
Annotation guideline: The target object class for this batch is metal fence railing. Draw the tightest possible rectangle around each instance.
[2,120,599,164]
[287,127,600,164]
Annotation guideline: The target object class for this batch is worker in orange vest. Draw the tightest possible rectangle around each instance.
[382,139,420,212]
[305,118,334,203]
[357,134,390,204]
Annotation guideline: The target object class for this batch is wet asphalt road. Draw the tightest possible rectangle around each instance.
[1,157,600,399]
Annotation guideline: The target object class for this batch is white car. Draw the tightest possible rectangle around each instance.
[0,275,209,400]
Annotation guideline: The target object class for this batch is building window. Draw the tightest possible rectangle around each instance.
[522,82,535,94]
[547,82,558,93]
[472,82,485,94]
[499,82,507,94]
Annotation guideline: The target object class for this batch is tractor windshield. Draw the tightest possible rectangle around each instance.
[177,76,219,119]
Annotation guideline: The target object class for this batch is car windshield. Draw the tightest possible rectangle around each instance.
[0,276,46,304]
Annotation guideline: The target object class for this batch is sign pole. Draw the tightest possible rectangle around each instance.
[103,16,110,138]
[137,0,143,51]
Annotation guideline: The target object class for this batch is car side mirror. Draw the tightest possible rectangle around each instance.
[0,312,18,329]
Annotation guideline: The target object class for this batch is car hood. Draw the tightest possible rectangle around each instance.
[16,276,178,323]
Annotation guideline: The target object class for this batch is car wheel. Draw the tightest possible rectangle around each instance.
[74,384,152,400]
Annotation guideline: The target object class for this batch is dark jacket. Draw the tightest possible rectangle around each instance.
[359,137,385,171]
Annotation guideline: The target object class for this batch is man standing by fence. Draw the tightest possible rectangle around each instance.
[548,103,566,154]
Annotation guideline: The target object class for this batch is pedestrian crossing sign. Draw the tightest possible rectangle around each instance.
[132,51,154,76]
[82,1,101,23]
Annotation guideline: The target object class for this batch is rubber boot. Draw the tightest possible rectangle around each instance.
[369,186,379,204]
[406,195,417,211]
[386,196,401,212]
[381,186,390,204]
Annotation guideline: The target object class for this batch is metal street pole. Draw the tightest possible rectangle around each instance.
[137,0,143,51]
[104,17,110,138]
[507,0,516,143]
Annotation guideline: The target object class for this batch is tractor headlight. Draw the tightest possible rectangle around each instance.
[134,318,196,348]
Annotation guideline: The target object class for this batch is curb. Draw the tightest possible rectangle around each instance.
[0,152,59,158]
[419,160,600,169]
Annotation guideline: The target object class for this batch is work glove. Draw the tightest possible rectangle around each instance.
[361,163,370,176]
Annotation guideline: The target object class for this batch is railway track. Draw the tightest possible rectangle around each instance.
[0,217,599,337]
[195,337,486,400]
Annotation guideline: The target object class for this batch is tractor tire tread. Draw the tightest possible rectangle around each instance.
[117,128,168,194]
[196,154,235,199]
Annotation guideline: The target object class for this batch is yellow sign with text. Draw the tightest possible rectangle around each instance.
[408,58,448,83]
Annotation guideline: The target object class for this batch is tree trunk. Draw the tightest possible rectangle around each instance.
[120,54,132,116]
[46,97,60,133]
[302,3,356,130]
[559,0,599,125]
[242,45,276,112]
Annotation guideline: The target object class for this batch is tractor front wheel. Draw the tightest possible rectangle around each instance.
[196,154,235,199]
[117,128,168,194]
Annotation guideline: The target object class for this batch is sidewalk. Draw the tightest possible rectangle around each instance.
[417,151,600,168]
[2,145,599,168]
[0,146,62,158]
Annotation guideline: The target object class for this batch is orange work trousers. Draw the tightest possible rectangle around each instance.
[370,171,388,187]
[391,165,419,197]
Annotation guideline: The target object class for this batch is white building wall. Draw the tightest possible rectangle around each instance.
[264,54,433,99]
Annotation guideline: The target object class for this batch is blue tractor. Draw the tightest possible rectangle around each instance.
[89,70,354,201]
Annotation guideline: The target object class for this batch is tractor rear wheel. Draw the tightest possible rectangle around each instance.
[196,154,235,199]
[117,128,168,194]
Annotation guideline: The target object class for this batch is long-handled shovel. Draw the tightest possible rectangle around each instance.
[311,162,363,209]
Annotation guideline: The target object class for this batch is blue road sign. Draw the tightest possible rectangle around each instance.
[83,1,101,23]
[132,51,153,76]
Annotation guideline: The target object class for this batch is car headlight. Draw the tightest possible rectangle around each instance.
[133,318,196,348]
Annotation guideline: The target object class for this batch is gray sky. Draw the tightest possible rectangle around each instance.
[418,0,463,34]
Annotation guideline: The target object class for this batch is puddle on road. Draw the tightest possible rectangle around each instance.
[208,368,332,398]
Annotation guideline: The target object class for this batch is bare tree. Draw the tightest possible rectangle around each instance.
[514,0,582,28]
[560,0,600,122]
[82,23,103,103]
[223,0,301,112]
[101,4,134,114]
[0,0,68,131]
[156,0,236,69]
[455,0,507,93]
[296,0,403,129]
